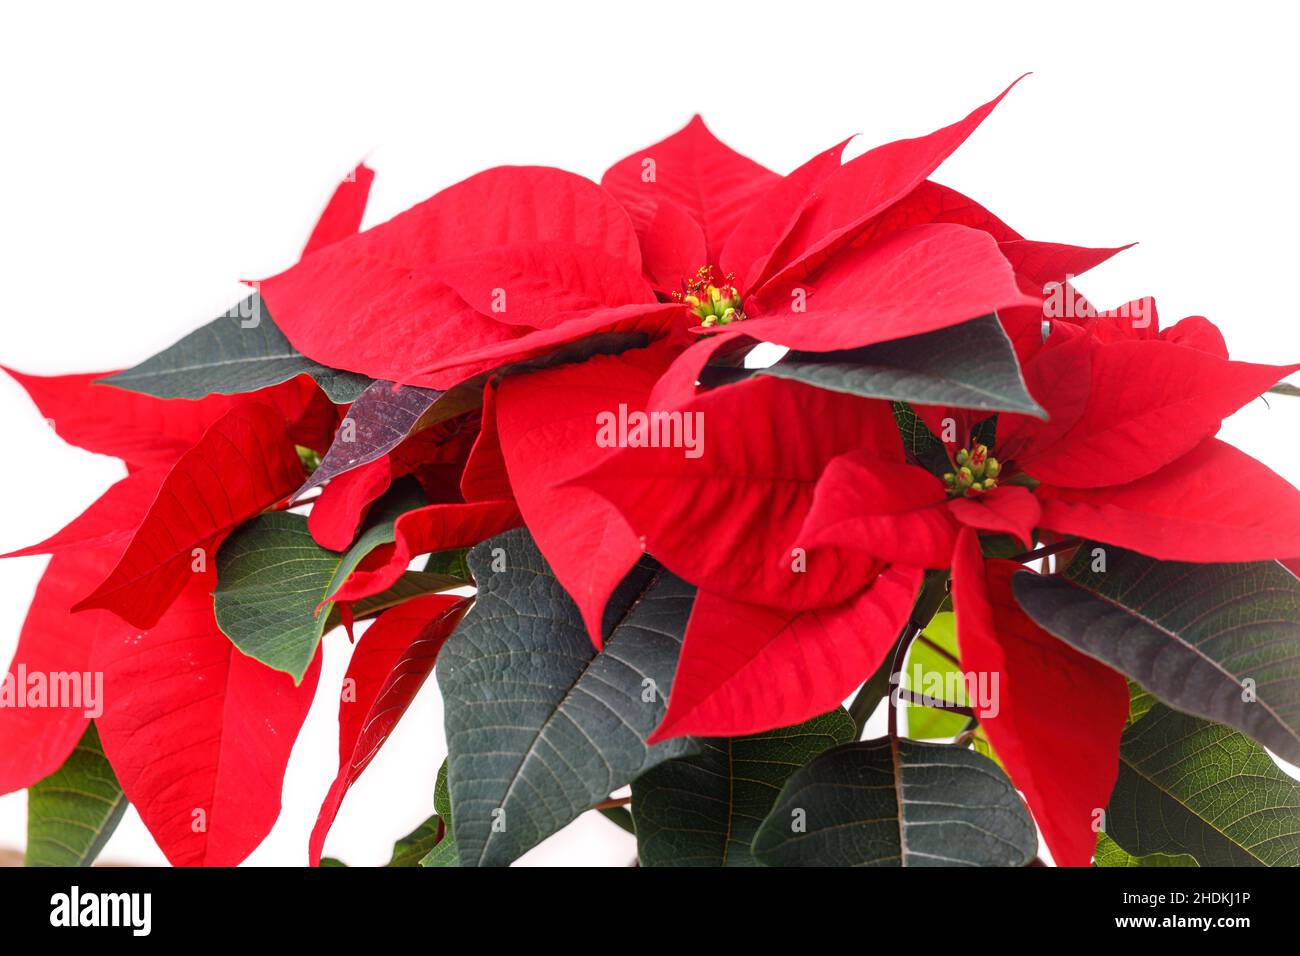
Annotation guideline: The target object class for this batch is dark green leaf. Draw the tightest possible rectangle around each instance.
[597,806,635,834]
[1093,832,1198,868]
[758,315,1044,418]
[752,738,1037,866]
[892,402,951,475]
[101,295,370,403]
[25,724,126,867]
[419,761,459,867]
[1106,702,1300,866]
[422,548,472,582]
[387,816,444,867]
[632,709,855,867]
[1012,546,1300,764]
[215,482,456,680]
[438,527,697,866]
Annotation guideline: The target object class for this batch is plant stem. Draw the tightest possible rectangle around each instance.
[915,634,959,667]
[887,626,915,740]
[894,688,974,717]
[849,570,950,739]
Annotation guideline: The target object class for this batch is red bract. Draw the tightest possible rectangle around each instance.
[950,531,1129,869]
[93,577,321,866]
[74,401,306,629]
[310,594,468,866]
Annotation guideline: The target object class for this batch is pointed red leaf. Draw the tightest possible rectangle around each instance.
[0,549,135,794]
[798,452,957,569]
[947,485,1041,549]
[75,402,304,629]
[1017,339,1300,488]
[719,137,853,291]
[3,367,237,468]
[260,166,642,384]
[650,565,922,740]
[740,223,1038,354]
[328,500,520,605]
[309,594,468,865]
[460,381,512,503]
[94,577,320,866]
[601,116,778,263]
[302,162,375,256]
[951,529,1127,867]
[428,241,653,328]
[756,79,1023,294]
[307,457,393,551]
[851,180,1022,246]
[572,375,900,609]
[637,198,708,293]
[1,466,166,559]
[410,301,685,389]
[1038,438,1300,561]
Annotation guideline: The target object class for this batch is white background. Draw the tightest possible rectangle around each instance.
[1,1,1298,866]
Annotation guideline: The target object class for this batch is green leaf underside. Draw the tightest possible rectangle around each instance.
[214,481,454,680]
[905,612,968,740]
[419,762,459,867]
[1093,832,1198,867]
[1106,702,1300,866]
[101,294,371,403]
[387,816,444,867]
[752,738,1037,867]
[25,724,126,867]
[438,527,697,867]
[758,315,1045,418]
[632,709,855,867]
[1012,545,1300,765]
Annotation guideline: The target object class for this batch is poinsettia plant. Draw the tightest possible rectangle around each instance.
[5,77,1300,868]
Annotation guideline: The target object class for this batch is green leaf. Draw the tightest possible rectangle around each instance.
[1105,702,1300,866]
[752,738,1037,866]
[1093,832,1198,868]
[419,761,459,867]
[1268,382,1300,398]
[438,527,697,866]
[597,806,635,834]
[101,295,371,403]
[631,709,855,867]
[1012,546,1300,765]
[387,816,444,867]
[904,612,969,739]
[759,315,1044,418]
[25,724,126,867]
[215,481,457,680]
[892,402,951,476]
[422,548,472,581]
